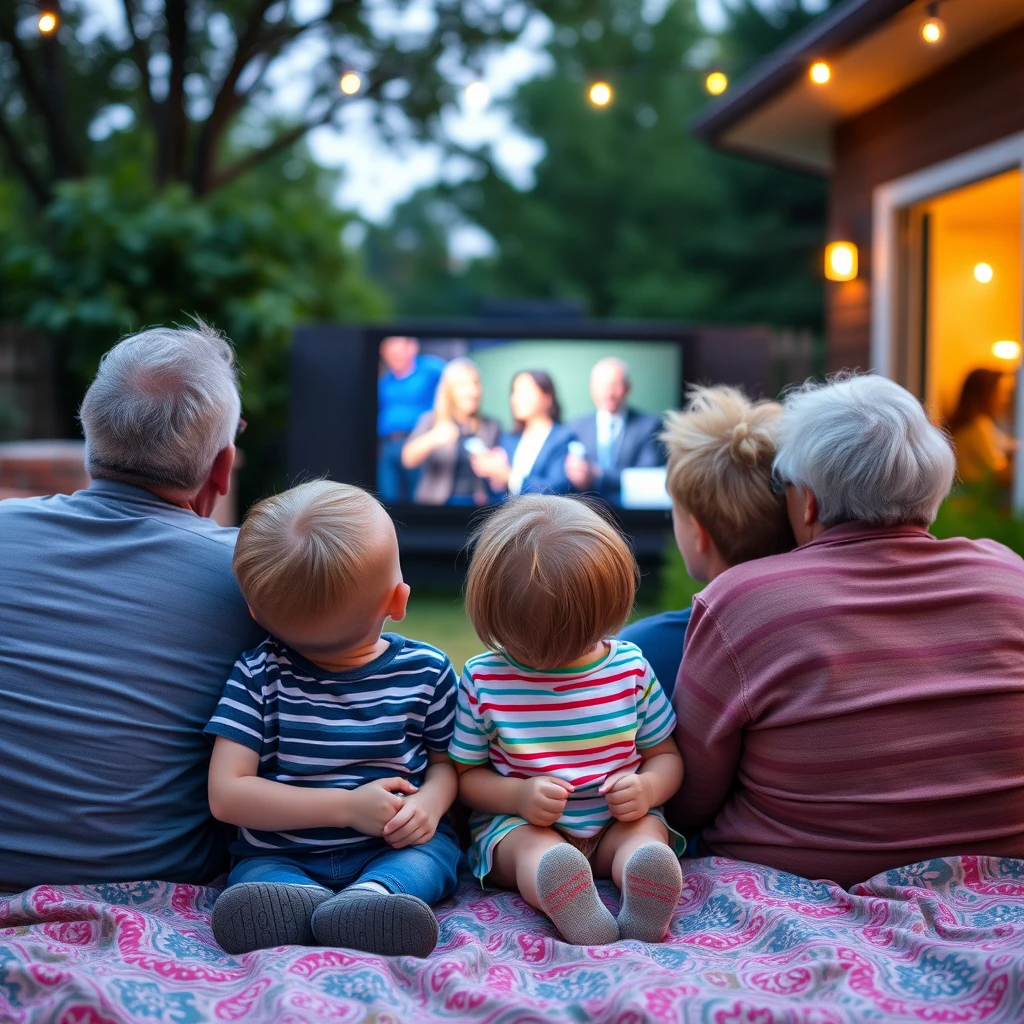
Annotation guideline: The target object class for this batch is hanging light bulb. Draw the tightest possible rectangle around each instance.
[705,71,728,96]
[588,81,613,107]
[921,2,945,43]
[37,11,59,34]
[809,61,831,85]
[339,72,362,95]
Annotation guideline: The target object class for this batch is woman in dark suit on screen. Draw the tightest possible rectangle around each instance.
[470,370,574,496]
[401,358,501,505]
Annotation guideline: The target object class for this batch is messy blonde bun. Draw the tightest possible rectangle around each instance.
[662,385,792,566]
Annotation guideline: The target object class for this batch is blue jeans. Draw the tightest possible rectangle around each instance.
[226,823,462,907]
[377,438,420,504]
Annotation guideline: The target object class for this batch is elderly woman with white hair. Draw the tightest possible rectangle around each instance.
[668,373,1024,887]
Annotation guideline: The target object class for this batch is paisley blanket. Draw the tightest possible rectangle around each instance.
[2,856,1024,1024]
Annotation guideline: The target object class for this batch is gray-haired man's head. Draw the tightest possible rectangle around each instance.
[79,320,241,499]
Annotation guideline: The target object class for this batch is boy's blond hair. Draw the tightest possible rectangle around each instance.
[233,480,396,642]
[465,495,638,670]
[662,385,792,566]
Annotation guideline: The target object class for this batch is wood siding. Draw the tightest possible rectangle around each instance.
[827,23,1024,372]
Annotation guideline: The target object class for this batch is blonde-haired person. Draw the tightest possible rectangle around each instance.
[205,481,461,958]
[620,386,793,695]
[451,495,686,946]
[401,358,501,505]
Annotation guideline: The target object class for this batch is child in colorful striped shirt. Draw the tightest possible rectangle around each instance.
[451,495,686,944]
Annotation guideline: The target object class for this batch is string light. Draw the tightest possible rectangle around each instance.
[464,81,490,109]
[339,72,362,95]
[974,262,994,283]
[921,3,945,43]
[809,61,831,85]
[588,81,613,107]
[993,341,1022,362]
[37,11,58,34]
[705,71,728,96]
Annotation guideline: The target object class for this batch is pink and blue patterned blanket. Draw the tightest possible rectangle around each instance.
[3,855,1024,1023]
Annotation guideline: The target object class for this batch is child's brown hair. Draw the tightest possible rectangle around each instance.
[465,495,638,670]
[662,385,792,565]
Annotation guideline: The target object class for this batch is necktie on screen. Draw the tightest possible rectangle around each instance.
[598,416,621,472]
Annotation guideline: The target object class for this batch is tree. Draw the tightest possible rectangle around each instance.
[0,0,598,202]
[365,0,831,332]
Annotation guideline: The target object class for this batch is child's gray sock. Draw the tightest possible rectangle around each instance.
[536,844,618,945]
[616,842,683,942]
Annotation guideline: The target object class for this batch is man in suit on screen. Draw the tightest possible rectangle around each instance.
[564,357,664,505]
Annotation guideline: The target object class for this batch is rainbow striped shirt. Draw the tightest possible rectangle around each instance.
[450,640,676,878]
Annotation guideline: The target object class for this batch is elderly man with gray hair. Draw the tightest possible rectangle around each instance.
[0,322,263,890]
[669,373,1024,887]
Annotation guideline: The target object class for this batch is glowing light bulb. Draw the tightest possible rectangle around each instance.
[464,81,490,109]
[705,72,728,96]
[37,11,58,33]
[588,81,613,107]
[824,241,858,282]
[809,61,831,85]
[992,341,1022,362]
[340,72,362,95]
[921,17,944,43]
[974,262,994,283]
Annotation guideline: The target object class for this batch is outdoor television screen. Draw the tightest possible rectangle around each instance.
[376,335,681,509]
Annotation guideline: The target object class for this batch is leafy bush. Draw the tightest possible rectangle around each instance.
[0,157,387,506]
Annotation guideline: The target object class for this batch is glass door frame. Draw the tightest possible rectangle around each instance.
[872,131,1024,511]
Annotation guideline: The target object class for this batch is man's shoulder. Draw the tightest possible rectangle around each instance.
[567,412,596,431]
[626,408,661,431]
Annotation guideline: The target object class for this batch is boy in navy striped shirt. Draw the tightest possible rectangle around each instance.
[205,481,460,957]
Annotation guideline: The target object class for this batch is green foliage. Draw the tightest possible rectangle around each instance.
[932,485,1024,556]
[367,0,830,331]
[0,154,387,504]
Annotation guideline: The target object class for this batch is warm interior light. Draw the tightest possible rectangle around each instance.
[921,17,944,43]
[974,262,994,283]
[993,341,1022,362]
[705,72,728,96]
[825,241,858,281]
[809,61,831,85]
[464,81,490,109]
[588,81,613,107]
[37,12,58,33]
[340,72,362,95]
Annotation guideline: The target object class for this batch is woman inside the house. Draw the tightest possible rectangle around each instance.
[669,373,1024,888]
[948,367,1017,486]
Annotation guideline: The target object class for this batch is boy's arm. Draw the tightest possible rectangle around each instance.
[208,736,416,836]
[381,751,458,849]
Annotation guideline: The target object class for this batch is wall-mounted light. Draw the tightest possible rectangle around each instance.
[993,340,1022,362]
[974,262,994,283]
[825,241,858,281]
[705,71,728,96]
[809,61,831,85]
[921,3,945,44]
[37,11,58,33]
[588,81,613,107]
[339,72,362,95]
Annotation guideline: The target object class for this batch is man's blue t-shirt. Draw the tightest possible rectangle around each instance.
[618,607,693,701]
[205,634,457,857]
[378,355,447,437]
[0,480,264,889]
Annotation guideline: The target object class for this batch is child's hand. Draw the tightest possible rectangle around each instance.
[516,776,574,827]
[599,771,651,822]
[381,792,440,849]
[344,777,418,836]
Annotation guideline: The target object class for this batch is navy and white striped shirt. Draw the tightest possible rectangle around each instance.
[204,633,457,856]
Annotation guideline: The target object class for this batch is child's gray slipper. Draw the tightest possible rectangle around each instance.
[212,881,333,954]
[311,889,439,958]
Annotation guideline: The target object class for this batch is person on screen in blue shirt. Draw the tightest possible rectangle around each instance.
[377,337,446,503]
[564,358,664,505]
[470,370,575,496]
[206,481,460,959]
[620,386,793,698]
